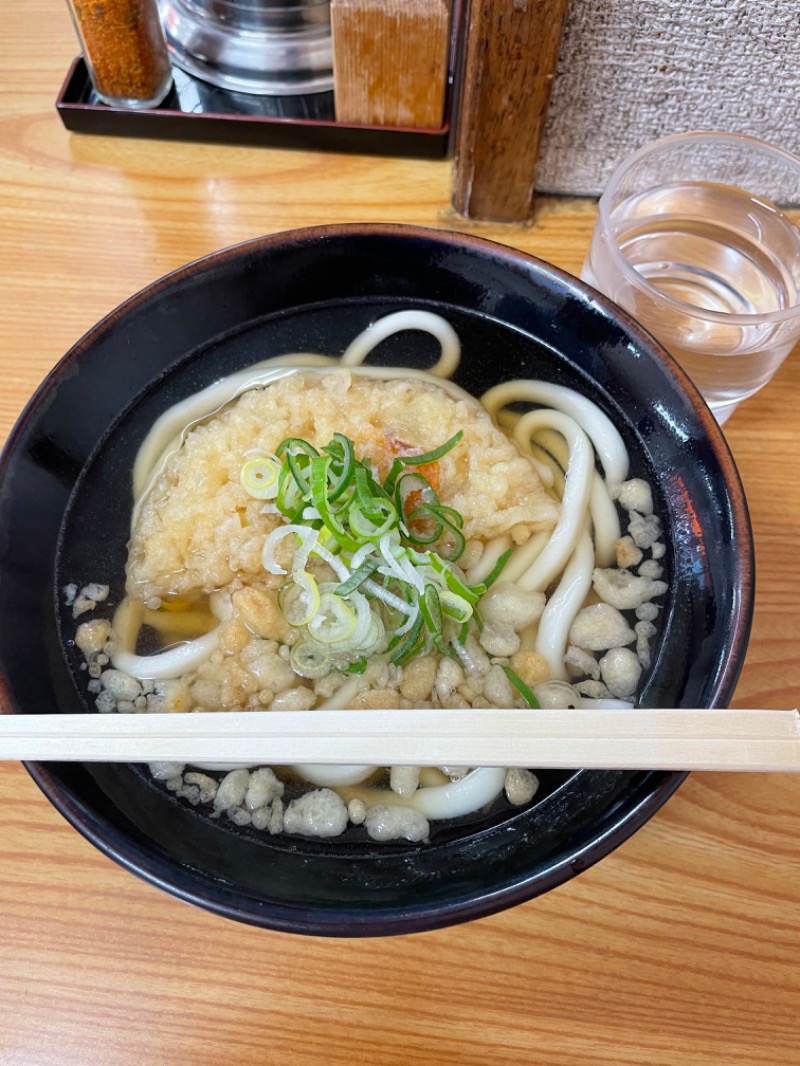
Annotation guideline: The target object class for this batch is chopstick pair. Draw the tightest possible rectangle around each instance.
[0,707,798,772]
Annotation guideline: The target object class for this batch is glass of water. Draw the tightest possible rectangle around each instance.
[581,131,800,424]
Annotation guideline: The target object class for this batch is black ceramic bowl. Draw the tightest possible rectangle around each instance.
[0,224,753,935]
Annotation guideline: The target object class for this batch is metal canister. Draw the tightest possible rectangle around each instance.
[159,0,333,95]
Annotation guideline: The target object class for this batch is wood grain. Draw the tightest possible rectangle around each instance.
[331,0,452,128]
[2,4,800,1064]
[452,0,570,220]
[3,709,800,771]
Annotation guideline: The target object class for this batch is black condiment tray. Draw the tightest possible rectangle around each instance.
[55,58,453,159]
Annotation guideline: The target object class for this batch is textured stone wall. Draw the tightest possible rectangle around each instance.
[536,0,800,196]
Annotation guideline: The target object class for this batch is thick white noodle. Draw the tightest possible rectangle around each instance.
[590,472,621,568]
[534,527,595,679]
[469,529,549,589]
[481,379,630,492]
[462,532,513,585]
[504,409,594,593]
[529,455,556,487]
[535,680,633,711]
[112,627,220,681]
[287,765,507,821]
[406,767,507,819]
[110,591,231,681]
[340,310,461,378]
[292,764,376,787]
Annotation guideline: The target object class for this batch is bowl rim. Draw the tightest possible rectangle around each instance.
[24,759,688,936]
[0,222,754,934]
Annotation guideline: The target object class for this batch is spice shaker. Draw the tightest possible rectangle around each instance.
[66,0,173,109]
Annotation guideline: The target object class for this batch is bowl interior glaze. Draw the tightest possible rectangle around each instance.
[0,224,753,935]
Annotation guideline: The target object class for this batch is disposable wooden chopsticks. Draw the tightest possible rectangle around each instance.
[0,708,798,772]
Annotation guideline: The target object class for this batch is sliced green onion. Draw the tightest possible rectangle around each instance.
[484,547,514,588]
[286,451,314,494]
[354,462,392,506]
[310,455,360,553]
[276,438,319,461]
[391,612,425,665]
[401,429,464,466]
[348,497,397,541]
[439,590,473,624]
[240,456,281,500]
[279,570,320,626]
[291,641,331,679]
[435,504,463,529]
[334,556,381,597]
[471,547,514,595]
[362,579,416,616]
[405,502,465,559]
[432,633,452,657]
[425,553,480,605]
[427,505,466,560]
[395,470,438,514]
[244,428,483,673]
[377,534,424,592]
[503,666,541,709]
[419,584,443,636]
[262,524,319,575]
[403,505,443,546]
[273,438,318,510]
[324,433,356,502]
[308,592,358,643]
[276,466,304,516]
[384,429,464,495]
[317,526,342,556]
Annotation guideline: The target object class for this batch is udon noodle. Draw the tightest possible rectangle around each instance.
[70,311,668,843]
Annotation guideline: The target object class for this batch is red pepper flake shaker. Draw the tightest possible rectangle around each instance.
[67,0,173,109]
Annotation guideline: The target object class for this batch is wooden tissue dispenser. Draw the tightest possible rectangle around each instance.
[331,0,452,129]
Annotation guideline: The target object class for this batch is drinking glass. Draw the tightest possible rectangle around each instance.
[581,131,800,424]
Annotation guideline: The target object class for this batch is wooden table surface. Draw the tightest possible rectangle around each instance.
[2,7,799,1065]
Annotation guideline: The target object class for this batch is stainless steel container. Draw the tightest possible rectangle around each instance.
[159,0,333,95]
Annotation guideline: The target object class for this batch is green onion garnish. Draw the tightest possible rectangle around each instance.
[481,547,514,589]
[384,429,464,496]
[334,557,381,597]
[242,428,508,676]
[342,658,368,675]
[240,456,281,499]
[503,666,541,709]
